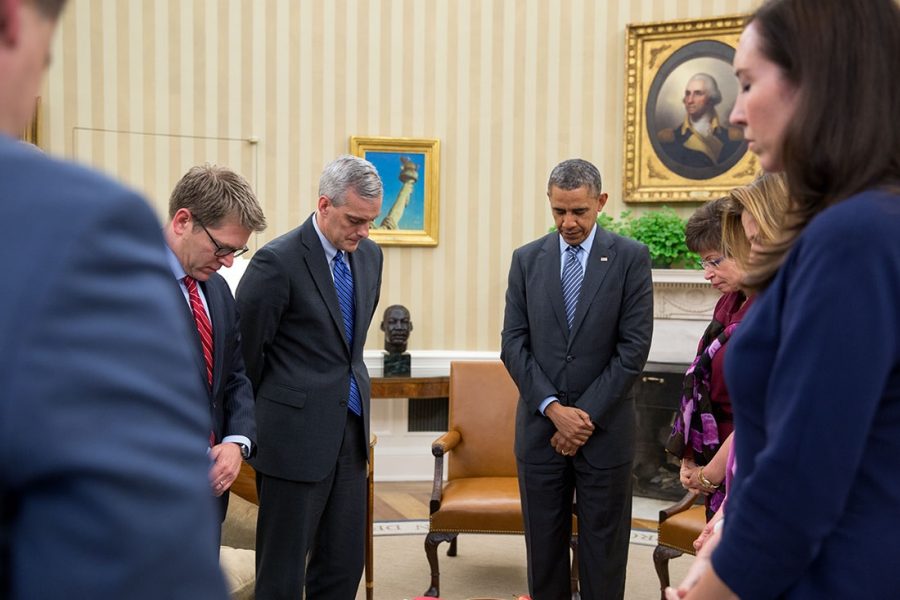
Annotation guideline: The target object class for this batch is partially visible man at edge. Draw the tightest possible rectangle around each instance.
[0,1,227,598]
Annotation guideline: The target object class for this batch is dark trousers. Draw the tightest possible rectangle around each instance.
[517,457,633,600]
[254,413,367,600]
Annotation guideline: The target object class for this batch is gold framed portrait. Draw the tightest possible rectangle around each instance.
[623,15,759,203]
[350,136,440,247]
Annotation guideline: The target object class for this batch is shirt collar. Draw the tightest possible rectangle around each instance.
[312,211,341,263]
[165,246,188,281]
[558,221,598,255]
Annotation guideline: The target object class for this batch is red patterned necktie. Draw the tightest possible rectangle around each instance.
[183,276,216,447]
[183,275,214,389]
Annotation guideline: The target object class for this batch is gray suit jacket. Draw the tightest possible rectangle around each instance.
[501,227,654,468]
[236,214,383,482]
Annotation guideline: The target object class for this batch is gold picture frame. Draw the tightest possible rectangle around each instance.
[623,15,758,203]
[22,97,41,147]
[350,136,440,247]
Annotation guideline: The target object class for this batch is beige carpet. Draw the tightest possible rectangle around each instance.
[356,527,694,600]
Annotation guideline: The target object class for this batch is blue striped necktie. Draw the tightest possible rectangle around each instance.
[332,250,362,416]
[562,245,583,330]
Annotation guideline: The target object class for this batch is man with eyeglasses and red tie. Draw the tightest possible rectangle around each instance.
[162,163,267,526]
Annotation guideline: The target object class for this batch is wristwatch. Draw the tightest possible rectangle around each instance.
[236,442,251,459]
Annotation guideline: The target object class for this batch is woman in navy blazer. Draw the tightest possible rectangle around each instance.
[669,0,900,598]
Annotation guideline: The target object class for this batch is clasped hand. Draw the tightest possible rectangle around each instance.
[546,403,594,456]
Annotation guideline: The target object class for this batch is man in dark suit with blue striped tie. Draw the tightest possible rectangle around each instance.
[162,164,266,524]
[502,159,654,600]
[237,155,384,599]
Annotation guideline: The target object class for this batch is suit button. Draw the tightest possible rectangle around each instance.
[339,401,347,407]
[566,355,574,363]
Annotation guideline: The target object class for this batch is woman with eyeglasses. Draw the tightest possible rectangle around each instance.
[668,173,788,521]
[668,0,900,598]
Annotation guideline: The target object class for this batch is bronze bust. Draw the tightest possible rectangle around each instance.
[380,304,413,376]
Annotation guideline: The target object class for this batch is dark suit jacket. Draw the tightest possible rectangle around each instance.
[184,273,256,516]
[501,227,654,468]
[0,136,226,599]
[236,214,383,482]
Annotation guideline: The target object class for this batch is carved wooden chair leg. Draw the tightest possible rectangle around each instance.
[653,544,684,600]
[424,531,458,597]
[447,536,458,556]
[569,534,580,599]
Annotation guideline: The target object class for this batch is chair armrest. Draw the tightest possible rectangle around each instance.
[429,430,461,515]
[431,430,461,457]
[658,490,702,524]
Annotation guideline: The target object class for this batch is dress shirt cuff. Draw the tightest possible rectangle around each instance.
[539,397,558,416]
[221,434,251,453]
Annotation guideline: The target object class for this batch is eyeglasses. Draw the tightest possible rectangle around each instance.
[698,256,726,270]
[195,219,249,258]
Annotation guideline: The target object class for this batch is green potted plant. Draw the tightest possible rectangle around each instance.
[555,207,699,269]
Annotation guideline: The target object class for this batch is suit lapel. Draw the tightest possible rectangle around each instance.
[179,280,213,398]
[568,228,615,343]
[540,235,570,333]
[347,250,367,354]
[300,217,351,353]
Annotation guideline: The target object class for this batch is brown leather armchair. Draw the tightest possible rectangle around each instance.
[652,490,706,600]
[423,361,578,598]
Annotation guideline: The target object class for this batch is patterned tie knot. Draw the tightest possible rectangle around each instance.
[567,244,581,257]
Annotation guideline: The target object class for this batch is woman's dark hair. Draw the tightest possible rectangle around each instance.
[685,197,727,254]
[744,0,900,289]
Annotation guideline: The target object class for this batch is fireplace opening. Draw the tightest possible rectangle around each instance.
[631,362,689,501]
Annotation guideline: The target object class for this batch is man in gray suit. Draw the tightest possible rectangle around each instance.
[236,155,384,599]
[501,159,653,600]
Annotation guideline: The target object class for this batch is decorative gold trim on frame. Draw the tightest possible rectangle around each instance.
[22,97,41,147]
[623,16,756,203]
[350,136,441,247]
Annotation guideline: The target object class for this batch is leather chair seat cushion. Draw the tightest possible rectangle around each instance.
[430,477,524,533]
[658,504,706,554]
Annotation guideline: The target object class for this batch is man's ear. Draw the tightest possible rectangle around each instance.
[597,193,609,212]
[171,208,193,235]
[0,0,23,47]
[379,320,385,332]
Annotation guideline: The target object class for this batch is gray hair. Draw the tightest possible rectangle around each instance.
[687,73,723,106]
[547,158,603,198]
[318,155,383,206]
[169,163,267,232]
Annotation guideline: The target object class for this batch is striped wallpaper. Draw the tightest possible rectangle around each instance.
[42,0,761,352]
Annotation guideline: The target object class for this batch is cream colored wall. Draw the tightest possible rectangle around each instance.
[42,0,760,352]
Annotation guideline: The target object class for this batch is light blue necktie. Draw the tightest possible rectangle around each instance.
[332,250,362,416]
[562,245,583,330]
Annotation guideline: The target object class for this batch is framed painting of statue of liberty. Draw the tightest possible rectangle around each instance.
[350,136,440,247]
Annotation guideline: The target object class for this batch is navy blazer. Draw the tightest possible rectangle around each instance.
[237,214,383,482]
[501,227,654,468]
[0,136,226,599]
